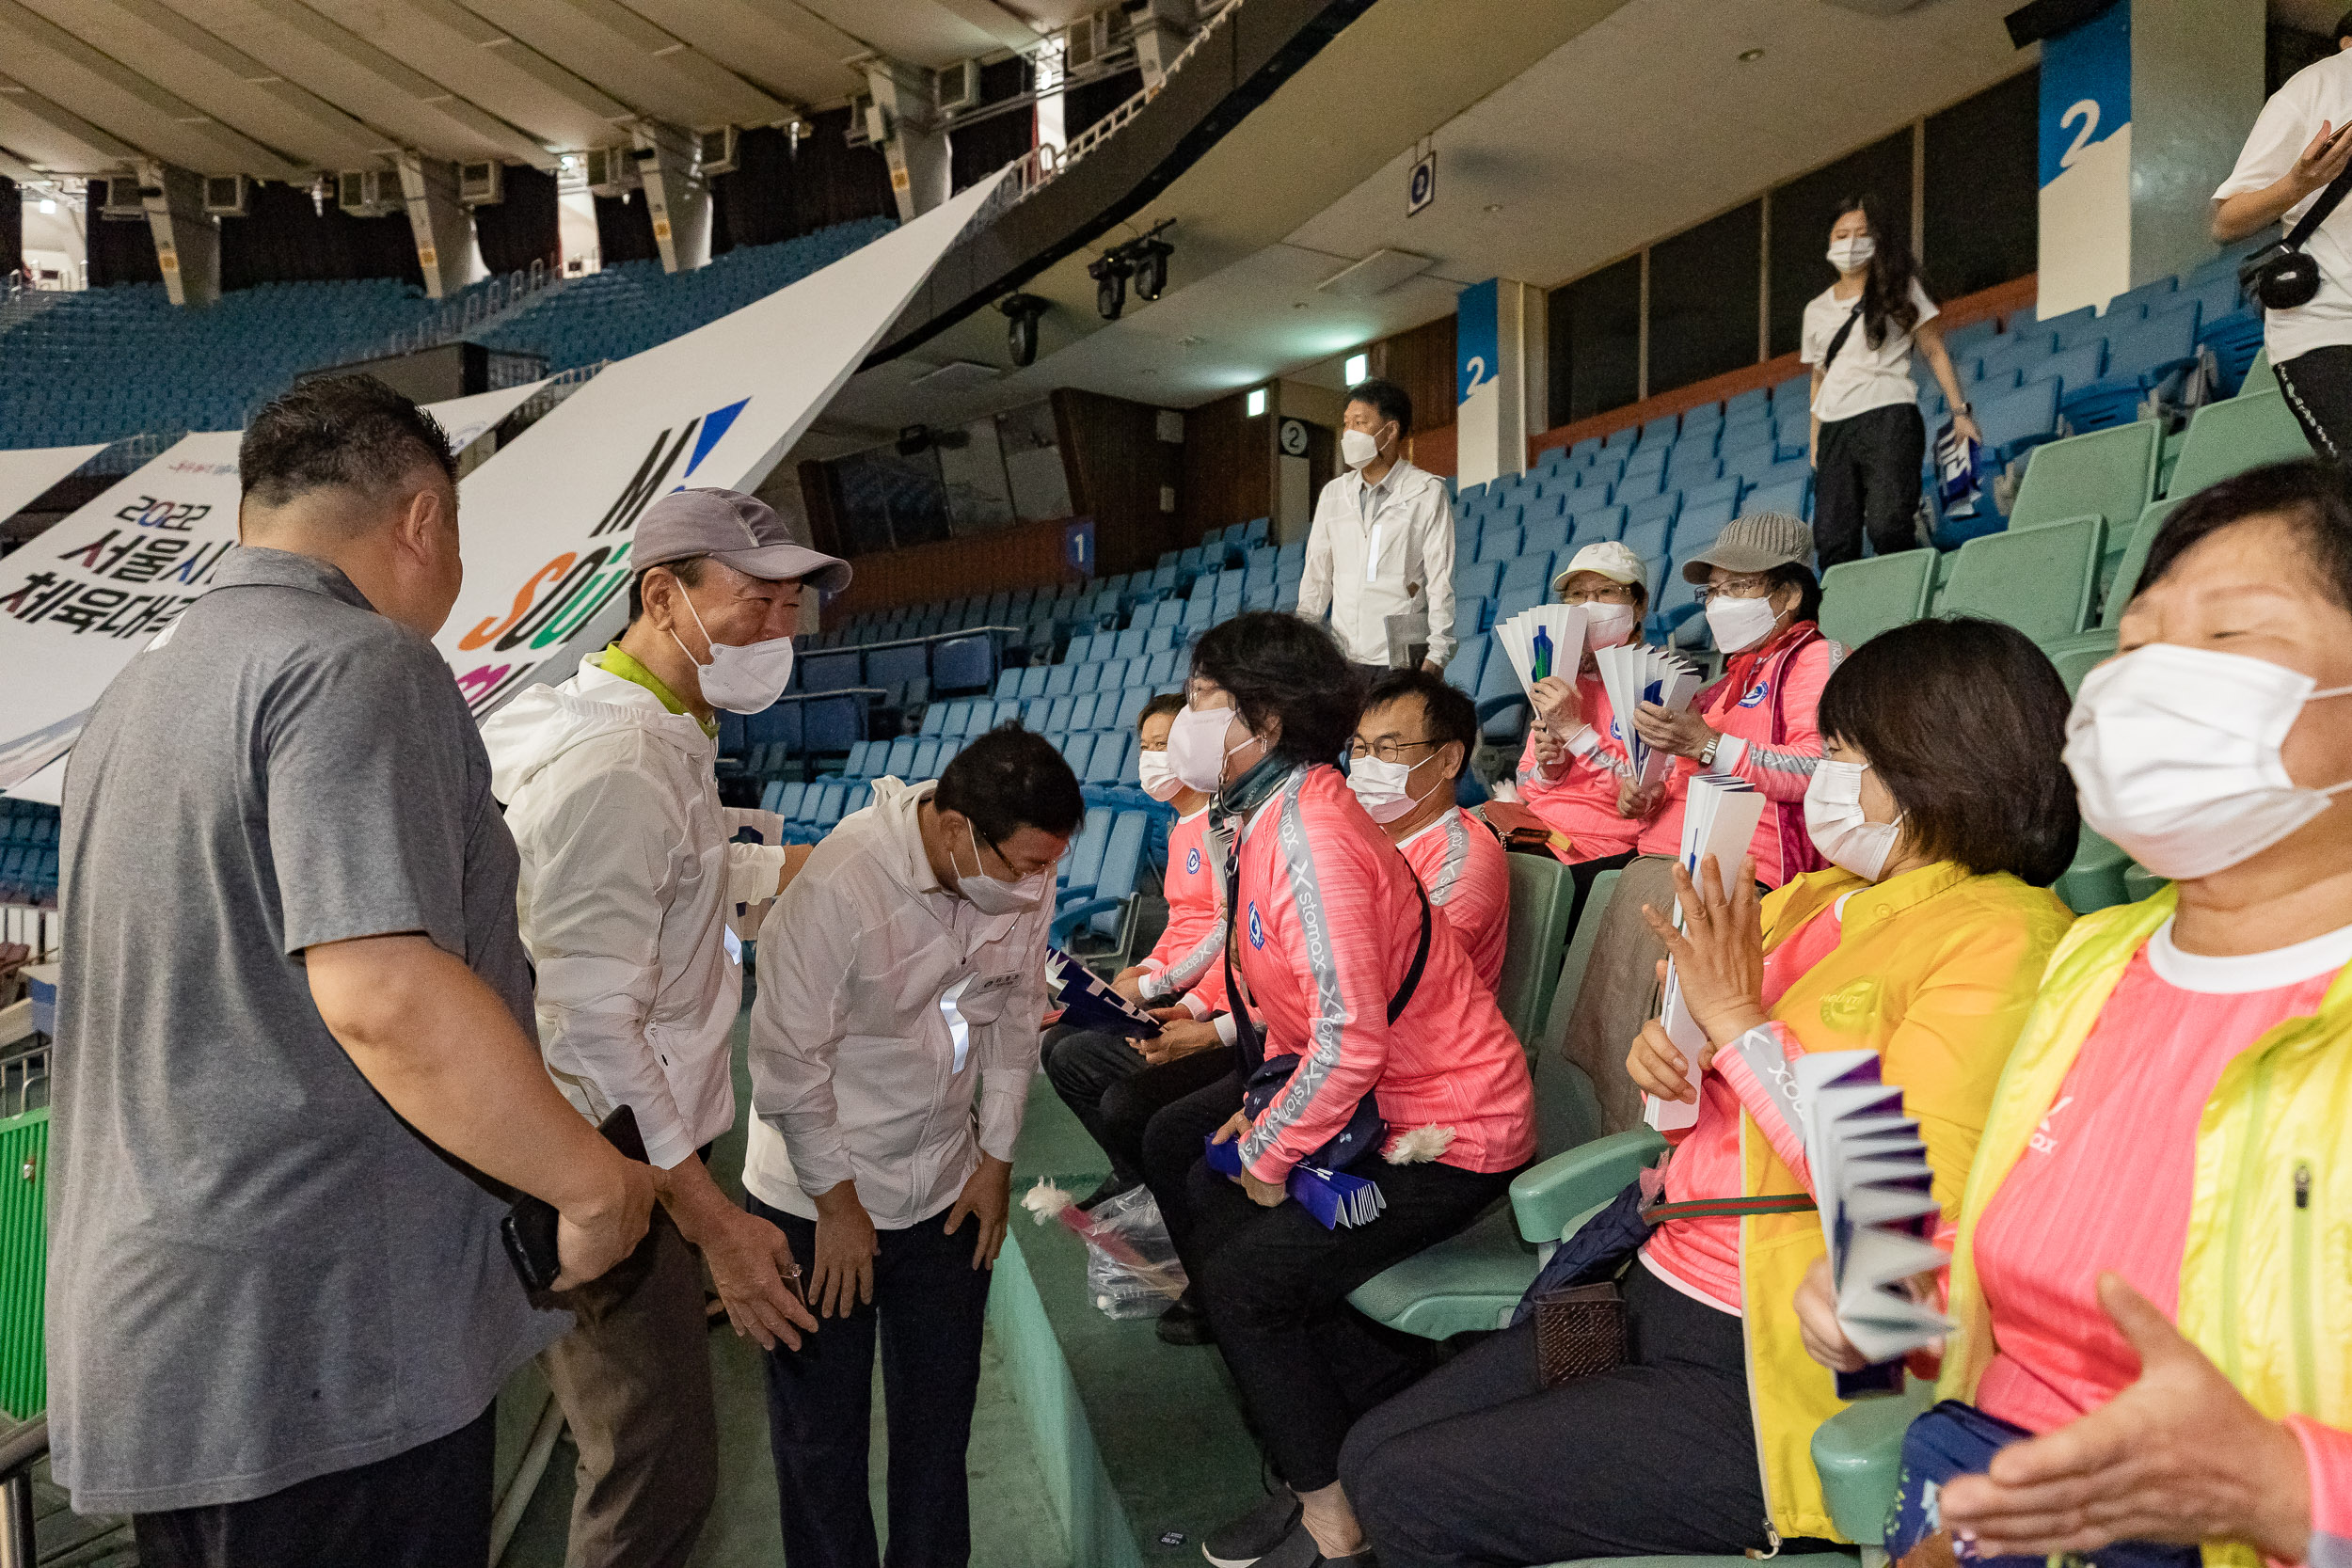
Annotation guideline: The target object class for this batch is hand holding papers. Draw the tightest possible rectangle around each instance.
[1200,1134,1386,1228]
[1493,604,1590,702]
[1643,776,1765,1132]
[1593,644,1703,788]
[1793,1050,1954,1397]
[1045,948,1163,1039]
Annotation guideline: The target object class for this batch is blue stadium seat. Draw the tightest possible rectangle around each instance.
[1043,664,1077,696]
[1454,560,1504,602]
[1475,527,1523,564]
[910,738,942,779]
[1045,694,1075,731]
[1499,552,1553,595]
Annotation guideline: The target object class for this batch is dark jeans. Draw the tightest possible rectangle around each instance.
[751,1193,994,1568]
[133,1405,494,1568]
[1041,1024,1235,1184]
[2275,344,2352,462]
[1140,1069,1246,1260]
[1343,1263,1804,1567]
[1813,401,1927,568]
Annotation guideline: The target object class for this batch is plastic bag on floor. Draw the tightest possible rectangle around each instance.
[1022,1179,1189,1320]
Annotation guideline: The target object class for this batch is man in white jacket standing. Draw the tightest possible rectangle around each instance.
[482,487,838,1568]
[1297,376,1458,685]
[744,725,1081,1568]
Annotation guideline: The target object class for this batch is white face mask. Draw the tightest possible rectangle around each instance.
[1348,751,1446,825]
[954,821,1047,913]
[1168,703,1251,792]
[2064,643,2352,880]
[1705,590,1781,654]
[1341,426,1388,471]
[1581,601,1640,651]
[1828,235,1877,272]
[1136,749,1184,803]
[1804,758,1902,882]
[672,590,795,715]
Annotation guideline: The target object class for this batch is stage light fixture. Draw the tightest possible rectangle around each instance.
[1089,250,1132,320]
[999,293,1049,367]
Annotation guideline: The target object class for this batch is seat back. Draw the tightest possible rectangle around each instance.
[2008,421,2160,532]
[1936,515,2105,643]
[1526,866,1624,1158]
[2100,498,2181,628]
[2168,390,2309,498]
[1089,813,1152,937]
[1494,854,1578,1052]
[1819,550,1936,648]
[1062,806,1114,888]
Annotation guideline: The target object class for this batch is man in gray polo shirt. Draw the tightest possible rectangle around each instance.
[48,375,655,1567]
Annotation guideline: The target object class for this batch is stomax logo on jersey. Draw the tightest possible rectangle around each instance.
[448,398,747,716]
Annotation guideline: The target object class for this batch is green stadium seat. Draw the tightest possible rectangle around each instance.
[1935,515,2105,643]
[2007,421,2159,533]
[2165,390,2309,499]
[2053,823,2135,914]
[1820,550,1935,649]
[2100,498,2181,628]
[1493,853,1579,1050]
[2123,863,2167,902]
[2245,346,2277,395]
[2040,627,2117,696]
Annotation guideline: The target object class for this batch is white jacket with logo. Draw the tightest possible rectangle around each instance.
[482,660,787,1169]
[743,776,1051,1228]
[1296,458,1459,669]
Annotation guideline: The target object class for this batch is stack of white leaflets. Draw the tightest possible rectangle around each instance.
[1592,643,1704,788]
[1645,773,1765,1133]
[1493,603,1589,699]
[1795,1050,1954,1382]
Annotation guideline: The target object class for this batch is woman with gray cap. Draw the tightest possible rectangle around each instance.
[482,486,846,1567]
[1555,512,1843,1133]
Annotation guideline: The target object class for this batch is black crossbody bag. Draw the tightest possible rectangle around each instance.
[2241,142,2352,309]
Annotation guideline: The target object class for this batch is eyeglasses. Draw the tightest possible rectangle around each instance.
[1562,585,1637,606]
[1348,737,1441,765]
[1693,575,1774,605]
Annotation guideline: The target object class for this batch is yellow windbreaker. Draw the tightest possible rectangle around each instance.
[1738,862,2075,1542]
[1939,885,2352,1568]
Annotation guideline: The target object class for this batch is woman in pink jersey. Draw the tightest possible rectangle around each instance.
[1562,511,1845,1132]
[1139,612,1535,1568]
[1516,540,1651,927]
[1340,616,2079,1568]
[1799,463,2352,1568]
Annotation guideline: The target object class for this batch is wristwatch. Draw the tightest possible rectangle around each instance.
[1696,734,1721,769]
[1954,401,1974,415]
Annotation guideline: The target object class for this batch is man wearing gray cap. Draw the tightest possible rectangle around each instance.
[482,487,847,1567]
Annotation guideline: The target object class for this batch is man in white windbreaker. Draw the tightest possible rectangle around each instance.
[1297,375,1458,684]
[482,487,837,1568]
[743,724,1083,1568]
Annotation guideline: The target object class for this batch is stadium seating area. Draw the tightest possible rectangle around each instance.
[0,800,60,910]
[0,217,895,449]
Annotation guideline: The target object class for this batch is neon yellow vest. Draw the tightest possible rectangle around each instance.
[1939,884,2352,1568]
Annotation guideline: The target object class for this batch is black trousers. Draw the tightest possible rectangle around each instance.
[133,1405,494,1568]
[752,1193,994,1568]
[1812,401,1927,568]
[1140,1070,1247,1260]
[2275,344,2352,462]
[1041,1024,1235,1184]
[1342,1263,1793,1567]
[1565,847,1637,936]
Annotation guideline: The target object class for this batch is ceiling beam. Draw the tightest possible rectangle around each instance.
[610,0,866,106]
[0,72,147,166]
[238,0,555,166]
[529,0,798,123]
[0,0,308,177]
[927,0,1047,55]
[0,139,55,181]
[397,0,635,125]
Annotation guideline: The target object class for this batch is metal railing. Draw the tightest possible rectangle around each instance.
[71,429,188,479]
[0,1415,42,1568]
[367,258,564,362]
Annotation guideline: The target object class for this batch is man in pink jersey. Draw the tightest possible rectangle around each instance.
[1350,670,1509,992]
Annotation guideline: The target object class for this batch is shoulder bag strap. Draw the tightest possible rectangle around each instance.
[1820,298,1867,371]
[1387,878,1434,1025]
[2288,150,2352,251]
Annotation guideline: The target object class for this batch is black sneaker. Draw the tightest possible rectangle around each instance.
[1077,1173,1142,1212]
[1201,1488,1301,1567]
[1247,1517,1376,1568]
[1156,1291,1215,1347]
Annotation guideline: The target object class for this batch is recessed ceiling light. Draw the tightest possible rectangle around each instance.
[1739,47,1765,61]
[1484,203,1504,214]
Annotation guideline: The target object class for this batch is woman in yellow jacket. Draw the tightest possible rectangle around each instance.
[1800,461,2352,1568]
[1341,617,2079,1568]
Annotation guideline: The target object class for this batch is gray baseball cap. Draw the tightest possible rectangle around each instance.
[1680,511,1813,582]
[635,487,851,594]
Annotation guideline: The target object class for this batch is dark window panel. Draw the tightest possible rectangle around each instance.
[1551,256,1642,423]
[1647,200,1762,397]
[1923,67,2039,300]
[1769,129,1914,358]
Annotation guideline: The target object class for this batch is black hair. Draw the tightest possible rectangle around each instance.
[1346,375,1414,437]
[1765,561,1823,626]
[1831,194,1930,351]
[241,374,455,509]
[1818,617,2078,886]
[1138,691,1187,731]
[1188,610,1361,767]
[2135,458,2352,615]
[627,556,707,624]
[2337,8,2352,43]
[1362,669,1477,780]
[935,723,1085,845]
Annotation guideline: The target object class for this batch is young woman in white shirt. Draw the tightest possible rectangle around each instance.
[1804,195,1980,568]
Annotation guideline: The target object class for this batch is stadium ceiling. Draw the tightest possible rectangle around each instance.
[0,0,1097,181]
[811,0,2039,451]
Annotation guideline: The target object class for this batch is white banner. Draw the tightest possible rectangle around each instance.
[0,166,1001,792]
[432,169,1004,716]
[0,444,109,524]
[429,378,549,454]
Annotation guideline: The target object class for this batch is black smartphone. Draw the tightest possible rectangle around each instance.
[501,1104,648,1293]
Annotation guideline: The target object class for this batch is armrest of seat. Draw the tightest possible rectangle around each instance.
[1050,897,1120,944]
[1507,1127,1670,1245]
[1057,880,1098,906]
[1811,1381,1935,1545]
[1474,693,1530,725]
